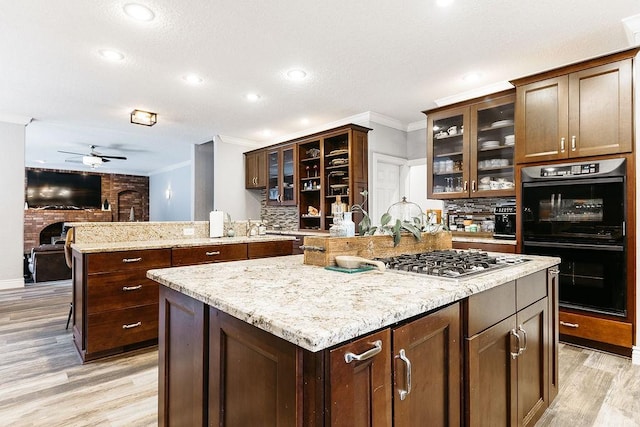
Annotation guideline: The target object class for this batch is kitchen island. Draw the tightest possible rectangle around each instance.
[148,252,560,426]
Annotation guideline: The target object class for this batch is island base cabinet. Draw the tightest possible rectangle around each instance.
[158,286,206,427]
[209,308,301,427]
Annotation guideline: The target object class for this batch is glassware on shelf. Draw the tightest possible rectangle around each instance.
[343,211,355,237]
[329,212,346,237]
[455,177,463,192]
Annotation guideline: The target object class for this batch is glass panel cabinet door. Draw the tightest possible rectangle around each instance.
[471,97,515,196]
[267,150,280,204]
[281,146,296,204]
[428,108,469,198]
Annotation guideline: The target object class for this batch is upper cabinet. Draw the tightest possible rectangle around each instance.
[244,149,266,189]
[426,91,516,200]
[267,144,296,206]
[514,51,635,164]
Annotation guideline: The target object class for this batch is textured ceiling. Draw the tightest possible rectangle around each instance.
[1,1,638,174]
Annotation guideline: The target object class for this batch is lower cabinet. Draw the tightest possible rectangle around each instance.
[452,241,517,254]
[465,271,550,427]
[158,285,462,427]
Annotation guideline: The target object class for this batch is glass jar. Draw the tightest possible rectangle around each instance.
[330,212,346,237]
[343,211,355,237]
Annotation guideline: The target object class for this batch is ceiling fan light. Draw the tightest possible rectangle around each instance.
[131,109,157,126]
[82,156,102,166]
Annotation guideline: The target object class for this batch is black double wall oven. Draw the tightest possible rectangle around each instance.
[521,158,627,317]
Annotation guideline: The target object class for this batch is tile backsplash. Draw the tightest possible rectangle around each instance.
[258,189,299,230]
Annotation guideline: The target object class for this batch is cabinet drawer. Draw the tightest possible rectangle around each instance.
[87,271,159,314]
[172,243,248,266]
[516,270,547,311]
[559,311,632,348]
[87,304,158,353]
[248,240,293,259]
[466,281,516,337]
[87,249,171,274]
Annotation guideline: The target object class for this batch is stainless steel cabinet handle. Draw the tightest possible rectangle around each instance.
[571,135,576,151]
[205,251,221,256]
[122,321,142,329]
[344,340,382,363]
[560,137,566,152]
[395,349,412,400]
[549,267,560,274]
[122,257,142,263]
[560,321,579,328]
[510,329,521,359]
[464,180,468,191]
[517,325,528,355]
[471,180,476,193]
[122,285,143,291]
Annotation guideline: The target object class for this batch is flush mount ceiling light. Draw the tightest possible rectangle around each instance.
[130,109,157,126]
[123,3,155,21]
[436,0,454,7]
[286,69,307,81]
[182,74,203,84]
[246,93,261,102]
[462,72,483,83]
[98,49,124,61]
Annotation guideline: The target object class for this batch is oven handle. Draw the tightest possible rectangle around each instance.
[522,176,623,187]
[523,241,624,251]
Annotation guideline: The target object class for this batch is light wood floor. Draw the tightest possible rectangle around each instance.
[1,281,639,426]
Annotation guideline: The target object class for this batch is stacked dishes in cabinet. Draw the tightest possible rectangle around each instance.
[324,141,350,230]
[298,143,322,230]
[475,116,515,193]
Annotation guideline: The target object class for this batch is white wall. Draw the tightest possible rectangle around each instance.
[149,161,193,221]
[215,135,261,221]
[0,121,26,289]
[193,141,214,221]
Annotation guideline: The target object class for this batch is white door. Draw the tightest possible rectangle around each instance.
[371,153,408,226]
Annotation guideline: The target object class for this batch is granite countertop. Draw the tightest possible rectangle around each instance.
[452,236,517,245]
[266,229,328,236]
[72,235,295,253]
[147,253,560,352]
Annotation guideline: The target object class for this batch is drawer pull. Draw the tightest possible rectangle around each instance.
[205,251,221,256]
[122,285,143,291]
[560,321,579,328]
[395,348,412,401]
[122,257,142,263]
[122,321,142,329]
[344,340,382,363]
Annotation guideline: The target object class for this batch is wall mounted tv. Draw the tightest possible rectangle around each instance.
[26,170,102,209]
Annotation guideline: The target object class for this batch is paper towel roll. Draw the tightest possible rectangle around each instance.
[210,211,224,238]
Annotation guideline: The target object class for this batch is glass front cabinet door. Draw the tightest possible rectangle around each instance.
[267,144,297,206]
[426,92,515,199]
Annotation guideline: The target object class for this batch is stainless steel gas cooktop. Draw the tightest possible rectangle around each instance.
[375,250,529,280]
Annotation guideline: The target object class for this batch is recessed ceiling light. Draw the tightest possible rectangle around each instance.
[262,129,272,137]
[123,3,155,21]
[98,49,125,61]
[182,74,203,84]
[286,69,308,81]
[436,0,454,7]
[246,93,261,102]
[300,118,310,125]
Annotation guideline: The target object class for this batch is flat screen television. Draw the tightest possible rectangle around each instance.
[26,170,102,209]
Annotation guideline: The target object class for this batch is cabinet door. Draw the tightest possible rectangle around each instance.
[245,150,266,189]
[470,95,516,196]
[516,298,549,427]
[427,106,470,199]
[281,145,297,205]
[267,148,281,204]
[568,59,633,157]
[267,146,297,206]
[515,76,569,164]
[209,308,300,426]
[466,315,518,427]
[548,268,559,403]
[329,329,392,427]
[393,303,461,427]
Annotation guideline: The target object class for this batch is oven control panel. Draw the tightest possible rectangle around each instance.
[540,163,599,177]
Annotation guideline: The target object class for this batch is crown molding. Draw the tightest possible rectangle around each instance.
[623,14,640,46]
[217,134,262,148]
[147,160,191,176]
[0,113,32,125]
[434,81,514,107]
[407,120,427,132]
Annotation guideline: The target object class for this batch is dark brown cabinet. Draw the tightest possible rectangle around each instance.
[171,243,248,266]
[425,91,516,199]
[465,271,549,427]
[244,149,266,189]
[514,54,634,164]
[267,144,297,206]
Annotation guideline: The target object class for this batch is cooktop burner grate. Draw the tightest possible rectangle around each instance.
[375,250,529,279]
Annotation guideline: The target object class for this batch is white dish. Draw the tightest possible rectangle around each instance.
[491,120,514,127]
[329,149,348,156]
[481,140,500,149]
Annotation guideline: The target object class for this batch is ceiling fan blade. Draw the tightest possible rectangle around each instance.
[98,155,127,160]
[64,159,83,163]
[58,150,85,156]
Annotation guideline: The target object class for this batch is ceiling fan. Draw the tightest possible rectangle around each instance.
[59,145,127,167]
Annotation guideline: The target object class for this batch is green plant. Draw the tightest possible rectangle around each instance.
[351,190,423,247]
